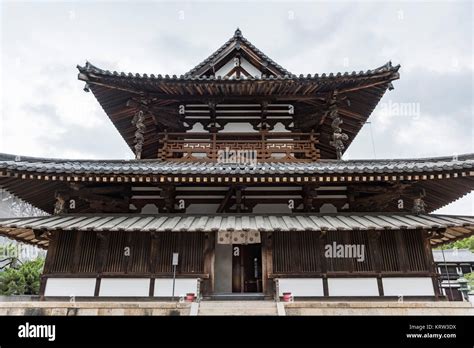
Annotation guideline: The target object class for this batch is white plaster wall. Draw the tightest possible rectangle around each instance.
[382,277,435,296]
[140,204,159,214]
[215,59,236,76]
[277,278,324,297]
[253,204,291,214]
[319,203,338,213]
[214,243,232,293]
[186,204,220,214]
[99,278,150,297]
[240,57,262,77]
[44,278,96,297]
[328,278,379,296]
[154,279,199,297]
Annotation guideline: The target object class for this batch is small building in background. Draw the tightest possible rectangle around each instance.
[433,249,474,301]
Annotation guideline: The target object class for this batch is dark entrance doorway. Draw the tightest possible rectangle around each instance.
[232,244,262,293]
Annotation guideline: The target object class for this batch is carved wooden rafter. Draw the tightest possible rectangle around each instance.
[54,191,69,215]
[326,92,349,160]
[348,183,424,212]
[65,184,131,213]
[160,185,176,213]
[131,109,146,159]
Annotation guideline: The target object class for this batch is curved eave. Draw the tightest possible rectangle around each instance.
[0,153,472,215]
[77,62,400,159]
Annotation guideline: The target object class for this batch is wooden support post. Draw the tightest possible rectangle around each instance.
[423,230,441,300]
[202,232,215,295]
[149,232,160,297]
[395,231,409,272]
[369,230,384,296]
[94,232,109,296]
[124,232,132,274]
[318,231,329,296]
[71,231,83,273]
[262,232,273,296]
[43,230,59,275]
[39,276,47,299]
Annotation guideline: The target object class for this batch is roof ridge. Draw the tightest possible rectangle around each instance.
[184,28,292,77]
[1,152,473,164]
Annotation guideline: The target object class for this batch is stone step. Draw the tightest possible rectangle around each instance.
[198,300,278,315]
[199,300,276,308]
[198,308,278,316]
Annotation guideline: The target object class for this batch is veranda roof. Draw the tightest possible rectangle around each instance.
[1,213,473,249]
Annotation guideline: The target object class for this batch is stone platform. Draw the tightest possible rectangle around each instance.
[0,300,472,316]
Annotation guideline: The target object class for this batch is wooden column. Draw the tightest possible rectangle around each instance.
[71,231,83,273]
[369,230,384,296]
[202,232,215,295]
[40,230,59,297]
[262,232,273,296]
[395,230,409,272]
[318,231,329,296]
[423,229,441,300]
[43,230,59,275]
[94,232,109,296]
[149,232,160,296]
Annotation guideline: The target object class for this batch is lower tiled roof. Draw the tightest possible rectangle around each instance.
[1,213,473,248]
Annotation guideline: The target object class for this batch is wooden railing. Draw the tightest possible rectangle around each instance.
[158,131,320,162]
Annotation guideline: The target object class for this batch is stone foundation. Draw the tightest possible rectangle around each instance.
[0,301,472,316]
[0,301,191,316]
[284,301,474,315]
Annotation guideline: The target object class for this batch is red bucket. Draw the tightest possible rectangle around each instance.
[283,292,293,302]
[186,293,196,302]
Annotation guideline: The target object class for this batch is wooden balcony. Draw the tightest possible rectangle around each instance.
[158,132,320,162]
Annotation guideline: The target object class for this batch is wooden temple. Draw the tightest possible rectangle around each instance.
[0,29,473,299]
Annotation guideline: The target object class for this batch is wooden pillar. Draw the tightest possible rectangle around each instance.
[71,231,83,273]
[369,230,384,296]
[202,232,215,295]
[124,232,132,274]
[43,230,59,275]
[422,229,441,300]
[149,232,160,297]
[40,231,60,298]
[395,230,409,272]
[318,230,329,296]
[94,231,109,296]
[262,232,273,296]
[39,276,48,299]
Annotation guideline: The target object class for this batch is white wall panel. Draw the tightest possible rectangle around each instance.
[382,277,434,296]
[44,278,96,297]
[328,278,379,296]
[154,278,199,297]
[99,278,150,297]
[277,278,324,297]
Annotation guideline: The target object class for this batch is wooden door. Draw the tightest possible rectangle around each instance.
[232,244,262,293]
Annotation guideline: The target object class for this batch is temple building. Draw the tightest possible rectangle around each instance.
[0,29,473,300]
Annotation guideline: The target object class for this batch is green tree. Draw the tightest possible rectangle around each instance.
[464,272,474,292]
[435,236,474,251]
[0,258,44,295]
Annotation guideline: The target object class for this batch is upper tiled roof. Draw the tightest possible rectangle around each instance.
[0,153,472,176]
[185,28,292,77]
[78,60,399,82]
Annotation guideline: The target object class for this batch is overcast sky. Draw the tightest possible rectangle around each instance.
[0,1,472,214]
